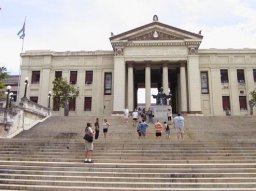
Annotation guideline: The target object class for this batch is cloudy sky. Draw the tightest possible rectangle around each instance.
[1,0,256,75]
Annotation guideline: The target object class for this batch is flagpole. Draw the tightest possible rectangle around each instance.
[17,17,26,102]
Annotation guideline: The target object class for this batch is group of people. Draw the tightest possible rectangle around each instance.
[83,118,110,163]
[136,113,185,140]
[83,111,185,163]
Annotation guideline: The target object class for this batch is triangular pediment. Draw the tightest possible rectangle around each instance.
[110,22,203,42]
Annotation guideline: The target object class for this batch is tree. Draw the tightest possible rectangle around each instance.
[52,77,79,116]
[0,67,8,98]
[249,89,256,115]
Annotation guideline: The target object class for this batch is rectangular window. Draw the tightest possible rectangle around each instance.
[253,69,256,82]
[30,96,38,103]
[222,96,230,110]
[53,97,60,111]
[237,69,245,83]
[85,71,93,84]
[70,71,77,84]
[104,72,112,95]
[220,69,229,83]
[55,71,62,79]
[69,97,76,111]
[31,71,40,84]
[84,97,92,111]
[200,71,209,94]
[239,96,247,110]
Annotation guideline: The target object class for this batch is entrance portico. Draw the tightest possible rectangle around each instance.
[110,16,203,114]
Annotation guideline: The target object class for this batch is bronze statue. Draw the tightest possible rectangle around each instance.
[152,87,172,105]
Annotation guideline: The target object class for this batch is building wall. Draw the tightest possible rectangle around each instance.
[19,49,256,116]
[19,51,114,116]
[199,49,256,116]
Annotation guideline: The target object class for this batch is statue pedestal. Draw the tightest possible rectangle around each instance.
[152,105,172,121]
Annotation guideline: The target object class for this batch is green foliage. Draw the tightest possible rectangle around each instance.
[52,77,79,116]
[0,67,8,97]
[249,89,256,105]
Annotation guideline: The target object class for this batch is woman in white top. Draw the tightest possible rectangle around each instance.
[102,119,110,139]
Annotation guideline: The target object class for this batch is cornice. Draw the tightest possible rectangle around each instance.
[21,50,114,57]
[199,49,256,54]
[111,40,201,47]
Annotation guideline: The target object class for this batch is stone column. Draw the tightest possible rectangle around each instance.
[187,54,202,113]
[145,63,151,110]
[127,63,134,111]
[162,63,169,95]
[180,63,188,113]
[113,57,126,113]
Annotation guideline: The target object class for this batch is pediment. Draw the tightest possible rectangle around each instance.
[110,22,203,42]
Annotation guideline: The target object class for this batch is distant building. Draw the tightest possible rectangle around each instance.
[0,75,19,108]
[18,16,256,116]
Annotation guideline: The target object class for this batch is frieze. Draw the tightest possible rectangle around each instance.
[125,47,187,56]
[127,31,183,41]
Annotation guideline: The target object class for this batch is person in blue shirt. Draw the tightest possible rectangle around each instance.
[139,119,149,138]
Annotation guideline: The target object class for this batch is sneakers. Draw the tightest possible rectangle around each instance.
[84,159,93,163]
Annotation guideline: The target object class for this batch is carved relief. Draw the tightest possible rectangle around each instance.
[188,47,198,55]
[127,31,183,41]
[114,47,124,56]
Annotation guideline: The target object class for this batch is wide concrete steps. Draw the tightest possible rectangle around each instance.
[0,116,256,190]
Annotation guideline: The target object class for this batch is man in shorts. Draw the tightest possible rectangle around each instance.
[173,113,185,140]
[139,119,148,138]
[154,120,163,138]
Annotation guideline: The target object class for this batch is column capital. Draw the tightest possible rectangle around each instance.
[145,62,151,67]
[179,61,187,67]
[127,62,134,68]
[162,62,168,67]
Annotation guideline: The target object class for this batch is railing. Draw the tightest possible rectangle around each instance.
[0,98,51,138]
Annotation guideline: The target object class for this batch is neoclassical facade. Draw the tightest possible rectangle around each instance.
[19,17,256,116]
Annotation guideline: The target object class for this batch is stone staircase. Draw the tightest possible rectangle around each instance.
[0,115,256,190]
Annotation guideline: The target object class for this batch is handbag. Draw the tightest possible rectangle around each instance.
[84,131,93,143]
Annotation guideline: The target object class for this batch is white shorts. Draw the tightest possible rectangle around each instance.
[85,141,93,151]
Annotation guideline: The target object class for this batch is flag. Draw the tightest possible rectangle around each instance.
[17,21,25,39]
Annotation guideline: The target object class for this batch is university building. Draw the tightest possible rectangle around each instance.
[18,16,256,116]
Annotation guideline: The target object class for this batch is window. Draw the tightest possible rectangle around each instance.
[85,71,93,84]
[84,97,92,111]
[200,71,209,94]
[239,96,247,110]
[31,71,40,84]
[70,71,77,84]
[237,69,245,83]
[53,97,60,111]
[253,69,256,82]
[220,69,229,83]
[222,96,230,110]
[30,96,38,103]
[55,71,62,79]
[69,97,76,111]
[104,72,112,95]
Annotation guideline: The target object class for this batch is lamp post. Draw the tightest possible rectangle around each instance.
[48,91,52,109]
[9,92,14,108]
[4,85,11,129]
[5,86,11,110]
[23,77,29,99]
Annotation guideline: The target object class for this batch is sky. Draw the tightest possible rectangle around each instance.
[1,0,256,75]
